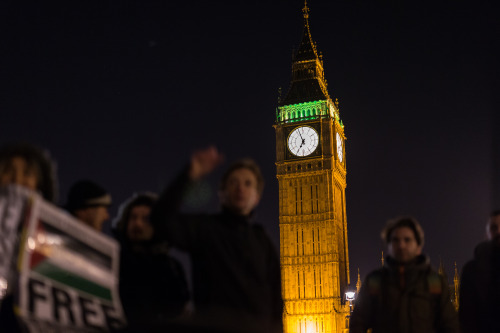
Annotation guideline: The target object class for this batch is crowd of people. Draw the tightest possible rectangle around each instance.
[0,142,282,333]
[0,141,498,333]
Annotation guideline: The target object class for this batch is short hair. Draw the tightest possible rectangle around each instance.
[486,211,500,238]
[381,216,425,246]
[113,192,157,235]
[219,159,265,196]
[0,142,58,203]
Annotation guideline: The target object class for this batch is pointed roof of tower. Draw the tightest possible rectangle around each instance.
[453,262,459,282]
[356,268,361,293]
[438,258,445,276]
[280,1,330,107]
[295,1,319,62]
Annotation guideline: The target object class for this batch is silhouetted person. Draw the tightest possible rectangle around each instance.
[350,216,458,333]
[0,142,58,332]
[0,142,57,202]
[65,180,111,231]
[113,192,189,331]
[459,210,500,333]
[151,146,283,333]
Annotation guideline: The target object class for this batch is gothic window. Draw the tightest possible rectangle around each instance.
[319,269,323,297]
[310,185,314,213]
[297,270,301,299]
[315,184,319,213]
[314,269,317,297]
[303,270,306,298]
[295,186,298,214]
[317,227,321,254]
[297,228,299,255]
[301,228,305,255]
[312,228,315,254]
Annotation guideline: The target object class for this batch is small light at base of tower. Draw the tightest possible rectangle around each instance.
[345,291,356,302]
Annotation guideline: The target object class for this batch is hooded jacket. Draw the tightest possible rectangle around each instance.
[350,255,459,333]
[459,240,500,333]
[113,194,189,331]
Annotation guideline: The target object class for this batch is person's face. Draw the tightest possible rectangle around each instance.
[0,157,38,191]
[387,226,422,263]
[126,205,154,242]
[219,168,261,216]
[487,215,500,244]
[75,206,110,231]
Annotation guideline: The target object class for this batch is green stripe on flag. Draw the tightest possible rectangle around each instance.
[33,261,112,301]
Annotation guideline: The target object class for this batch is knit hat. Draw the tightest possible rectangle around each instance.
[65,180,111,212]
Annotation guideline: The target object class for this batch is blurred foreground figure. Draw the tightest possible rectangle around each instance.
[151,146,283,333]
[0,142,57,202]
[0,143,58,332]
[65,180,111,231]
[459,210,500,333]
[350,217,458,333]
[113,192,189,331]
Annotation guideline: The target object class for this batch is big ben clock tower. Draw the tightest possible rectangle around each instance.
[275,3,350,333]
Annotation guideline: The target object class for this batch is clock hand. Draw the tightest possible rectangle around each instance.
[299,138,305,149]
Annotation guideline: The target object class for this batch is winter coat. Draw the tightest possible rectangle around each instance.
[459,241,500,333]
[350,255,459,333]
[118,242,189,331]
[150,169,283,333]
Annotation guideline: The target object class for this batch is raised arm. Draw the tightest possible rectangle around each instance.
[150,146,224,250]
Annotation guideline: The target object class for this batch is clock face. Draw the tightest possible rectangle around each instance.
[288,126,319,157]
[336,132,343,162]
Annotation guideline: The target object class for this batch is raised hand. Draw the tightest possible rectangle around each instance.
[188,146,225,181]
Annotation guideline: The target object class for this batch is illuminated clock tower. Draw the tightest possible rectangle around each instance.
[275,3,350,333]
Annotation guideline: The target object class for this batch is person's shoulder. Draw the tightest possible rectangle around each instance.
[361,268,387,295]
[474,240,493,259]
[365,267,386,280]
[252,223,273,240]
[461,259,476,275]
[252,223,265,232]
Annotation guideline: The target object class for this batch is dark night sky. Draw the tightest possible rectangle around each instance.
[1,0,497,283]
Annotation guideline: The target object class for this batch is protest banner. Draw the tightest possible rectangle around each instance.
[0,185,126,332]
[0,185,32,303]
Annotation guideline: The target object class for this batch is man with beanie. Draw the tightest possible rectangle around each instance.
[350,216,459,333]
[65,180,112,231]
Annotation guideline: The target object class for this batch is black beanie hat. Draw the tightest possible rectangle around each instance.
[65,180,111,212]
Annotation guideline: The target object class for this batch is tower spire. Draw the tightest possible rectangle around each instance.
[302,0,309,21]
[453,262,460,310]
[278,1,331,108]
[356,268,361,293]
[438,257,444,276]
[295,0,318,62]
